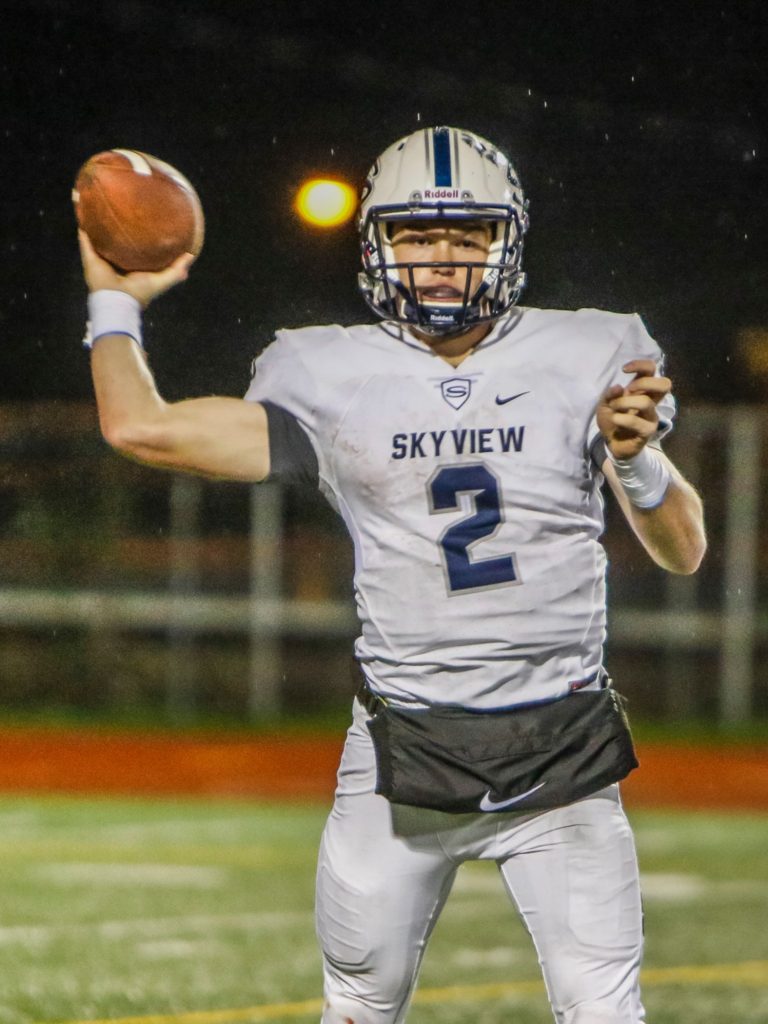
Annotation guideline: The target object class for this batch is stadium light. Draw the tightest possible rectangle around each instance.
[295,178,357,228]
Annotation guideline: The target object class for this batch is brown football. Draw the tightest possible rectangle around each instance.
[73,149,204,272]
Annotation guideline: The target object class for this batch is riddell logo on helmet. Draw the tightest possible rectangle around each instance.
[424,188,460,199]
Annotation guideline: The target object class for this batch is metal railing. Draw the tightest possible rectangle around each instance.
[0,404,763,722]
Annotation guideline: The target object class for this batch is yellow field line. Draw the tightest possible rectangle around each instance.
[41,960,768,1024]
[642,960,768,986]
[42,1000,326,1024]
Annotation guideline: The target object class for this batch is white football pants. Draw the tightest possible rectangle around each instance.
[316,699,645,1024]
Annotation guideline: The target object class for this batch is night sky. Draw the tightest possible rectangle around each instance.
[2,0,766,407]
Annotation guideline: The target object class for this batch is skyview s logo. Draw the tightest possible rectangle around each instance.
[440,377,472,410]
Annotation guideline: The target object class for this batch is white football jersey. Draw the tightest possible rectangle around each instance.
[245,308,675,710]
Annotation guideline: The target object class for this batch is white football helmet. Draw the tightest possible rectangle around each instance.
[358,126,529,334]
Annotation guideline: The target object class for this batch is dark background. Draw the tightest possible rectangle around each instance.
[0,1,765,725]
[1,0,766,407]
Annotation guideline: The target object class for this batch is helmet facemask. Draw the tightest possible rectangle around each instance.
[359,204,526,335]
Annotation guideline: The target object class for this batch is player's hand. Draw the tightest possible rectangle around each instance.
[78,230,195,309]
[596,358,672,460]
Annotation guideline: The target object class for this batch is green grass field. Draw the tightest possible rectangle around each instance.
[0,795,766,1024]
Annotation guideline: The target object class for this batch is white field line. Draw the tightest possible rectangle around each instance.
[449,946,531,968]
[452,867,768,903]
[5,871,764,951]
[0,820,275,844]
[0,910,312,949]
[639,873,768,902]
[32,863,228,888]
[0,841,299,870]
[134,939,228,961]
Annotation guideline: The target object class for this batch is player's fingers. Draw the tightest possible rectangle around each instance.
[608,394,657,416]
[78,229,125,293]
[77,228,92,256]
[174,252,197,278]
[622,359,657,378]
[77,229,108,268]
[626,375,672,399]
[600,384,625,404]
[148,253,194,293]
[609,411,658,437]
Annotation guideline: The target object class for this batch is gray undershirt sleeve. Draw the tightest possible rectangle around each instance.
[261,400,319,488]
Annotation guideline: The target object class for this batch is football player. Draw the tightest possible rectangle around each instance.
[78,126,706,1024]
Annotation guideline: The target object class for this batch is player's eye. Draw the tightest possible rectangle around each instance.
[406,233,431,243]
[458,236,488,250]
[394,234,430,247]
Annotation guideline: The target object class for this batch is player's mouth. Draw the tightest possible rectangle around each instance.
[418,286,464,303]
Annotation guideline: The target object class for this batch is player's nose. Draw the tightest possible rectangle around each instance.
[432,238,454,261]
[431,241,456,274]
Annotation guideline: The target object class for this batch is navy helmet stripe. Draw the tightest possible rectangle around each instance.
[433,128,452,187]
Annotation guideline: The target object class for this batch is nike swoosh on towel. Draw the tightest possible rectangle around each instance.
[495,391,531,405]
[479,782,547,812]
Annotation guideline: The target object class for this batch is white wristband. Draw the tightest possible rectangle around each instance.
[607,446,671,509]
[84,290,143,349]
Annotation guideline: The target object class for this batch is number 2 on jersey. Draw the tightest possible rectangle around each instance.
[428,463,519,594]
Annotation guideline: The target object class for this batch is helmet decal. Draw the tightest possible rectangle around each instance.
[432,127,453,187]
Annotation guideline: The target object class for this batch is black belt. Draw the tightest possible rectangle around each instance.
[353,661,608,716]
[350,657,386,715]
[355,678,385,716]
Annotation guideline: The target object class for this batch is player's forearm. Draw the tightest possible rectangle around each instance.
[91,335,271,481]
[624,474,706,574]
[91,334,169,451]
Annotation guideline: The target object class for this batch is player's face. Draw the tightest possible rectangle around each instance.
[389,221,492,305]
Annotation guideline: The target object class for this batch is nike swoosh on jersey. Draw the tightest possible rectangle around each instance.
[478,781,547,812]
[495,391,531,405]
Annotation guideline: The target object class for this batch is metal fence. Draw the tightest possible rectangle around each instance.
[0,402,764,722]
